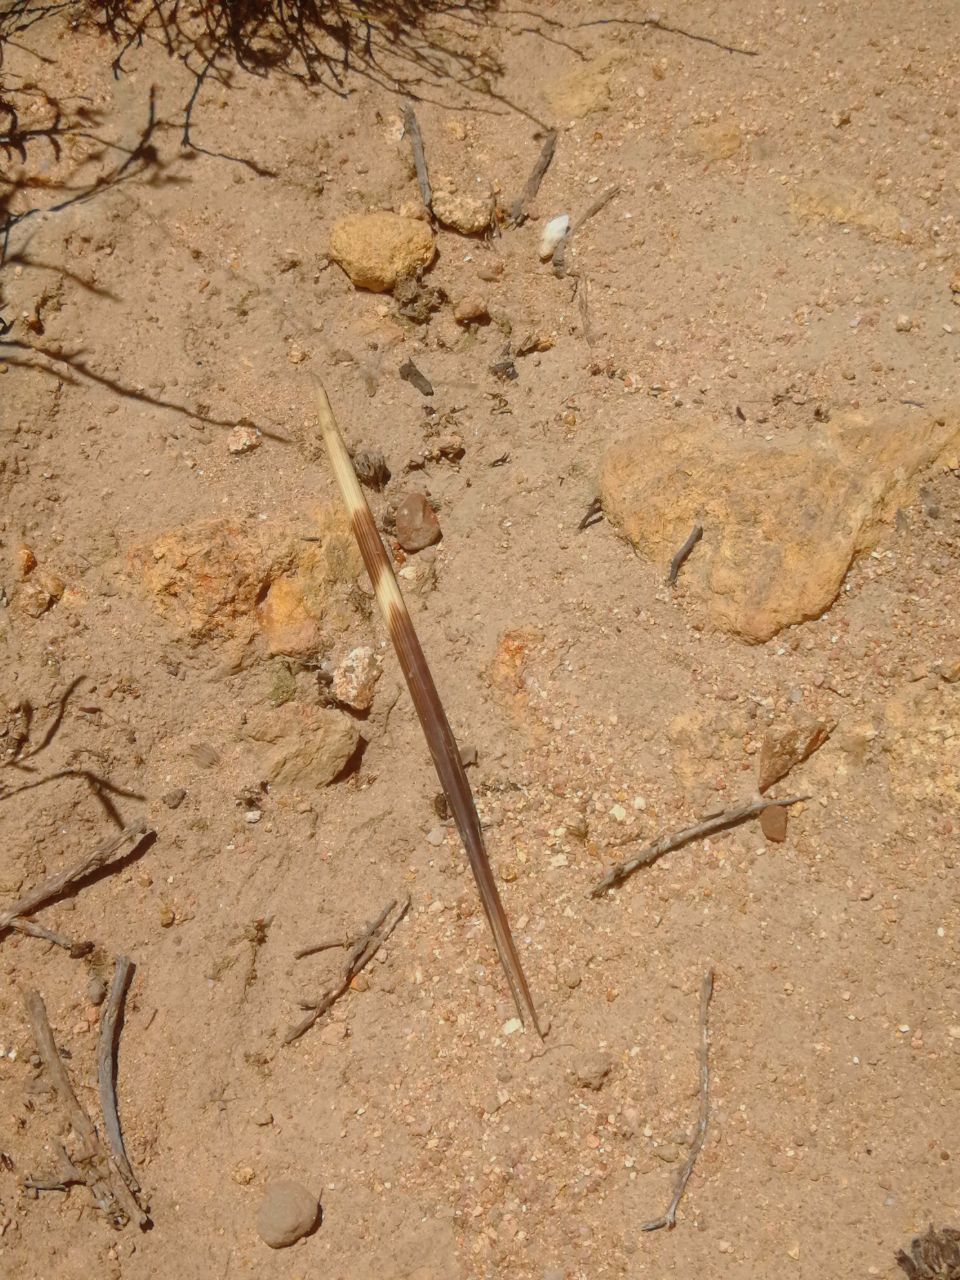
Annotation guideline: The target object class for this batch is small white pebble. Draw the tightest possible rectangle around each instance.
[502,1018,522,1036]
[539,214,571,261]
[610,804,628,823]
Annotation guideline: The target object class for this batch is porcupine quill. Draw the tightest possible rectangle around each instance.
[313,382,543,1038]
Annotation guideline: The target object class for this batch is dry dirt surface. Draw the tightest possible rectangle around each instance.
[2,2,959,1277]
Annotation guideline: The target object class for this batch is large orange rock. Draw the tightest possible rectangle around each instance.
[127,504,363,656]
[601,402,960,642]
[328,212,435,292]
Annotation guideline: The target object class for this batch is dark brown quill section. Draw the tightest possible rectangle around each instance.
[314,381,542,1035]
[386,600,542,1036]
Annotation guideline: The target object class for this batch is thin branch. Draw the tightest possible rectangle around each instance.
[591,795,809,896]
[21,988,147,1227]
[553,184,619,277]
[97,955,140,1195]
[6,915,92,954]
[285,897,409,1044]
[506,128,557,227]
[574,16,759,58]
[402,101,432,210]
[0,820,152,935]
[666,524,703,586]
[642,968,715,1231]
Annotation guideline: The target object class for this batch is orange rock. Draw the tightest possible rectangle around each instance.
[258,576,321,658]
[127,506,363,652]
[17,546,37,578]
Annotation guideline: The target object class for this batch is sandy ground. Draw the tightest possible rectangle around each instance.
[1,2,959,1277]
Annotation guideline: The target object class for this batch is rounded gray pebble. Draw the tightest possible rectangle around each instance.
[257,1180,320,1249]
[86,975,108,1006]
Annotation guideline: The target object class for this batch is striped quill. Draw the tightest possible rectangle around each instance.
[314,383,543,1037]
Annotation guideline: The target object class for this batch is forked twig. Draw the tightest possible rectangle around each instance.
[285,897,409,1044]
[313,381,543,1037]
[506,129,557,227]
[0,820,153,936]
[22,989,148,1227]
[97,956,140,1195]
[642,969,714,1231]
[591,795,809,896]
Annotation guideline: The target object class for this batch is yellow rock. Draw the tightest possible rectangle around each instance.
[127,504,362,654]
[601,402,960,642]
[543,52,623,118]
[690,120,742,160]
[792,175,908,240]
[328,211,435,292]
[243,704,358,790]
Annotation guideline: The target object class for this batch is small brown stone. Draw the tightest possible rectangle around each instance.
[760,804,788,843]
[256,1180,320,1249]
[569,1051,614,1091]
[758,717,833,792]
[453,295,489,325]
[17,546,37,578]
[395,491,442,552]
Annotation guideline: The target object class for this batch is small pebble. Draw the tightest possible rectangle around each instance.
[894,314,914,332]
[252,1108,274,1127]
[353,449,390,490]
[257,1181,321,1249]
[162,788,186,809]
[426,826,445,846]
[569,1052,614,1091]
[159,906,175,928]
[227,425,261,455]
[654,1143,680,1163]
[453,295,489,325]
[332,646,382,711]
[395,491,442,552]
[760,804,788,843]
[86,975,108,1006]
[539,214,571,261]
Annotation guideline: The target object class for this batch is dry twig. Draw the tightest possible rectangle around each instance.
[591,795,809,896]
[285,897,410,1044]
[22,988,148,1227]
[576,273,594,345]
[642,969,715,1231]
[97,955,140,1195]
[553,184,620,277]
[313,382,542,1036]
[402,103,432,211]
[0,820,152,937]
[506,129,558,227]
[6,915,92,955]
[666,524,703,586]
